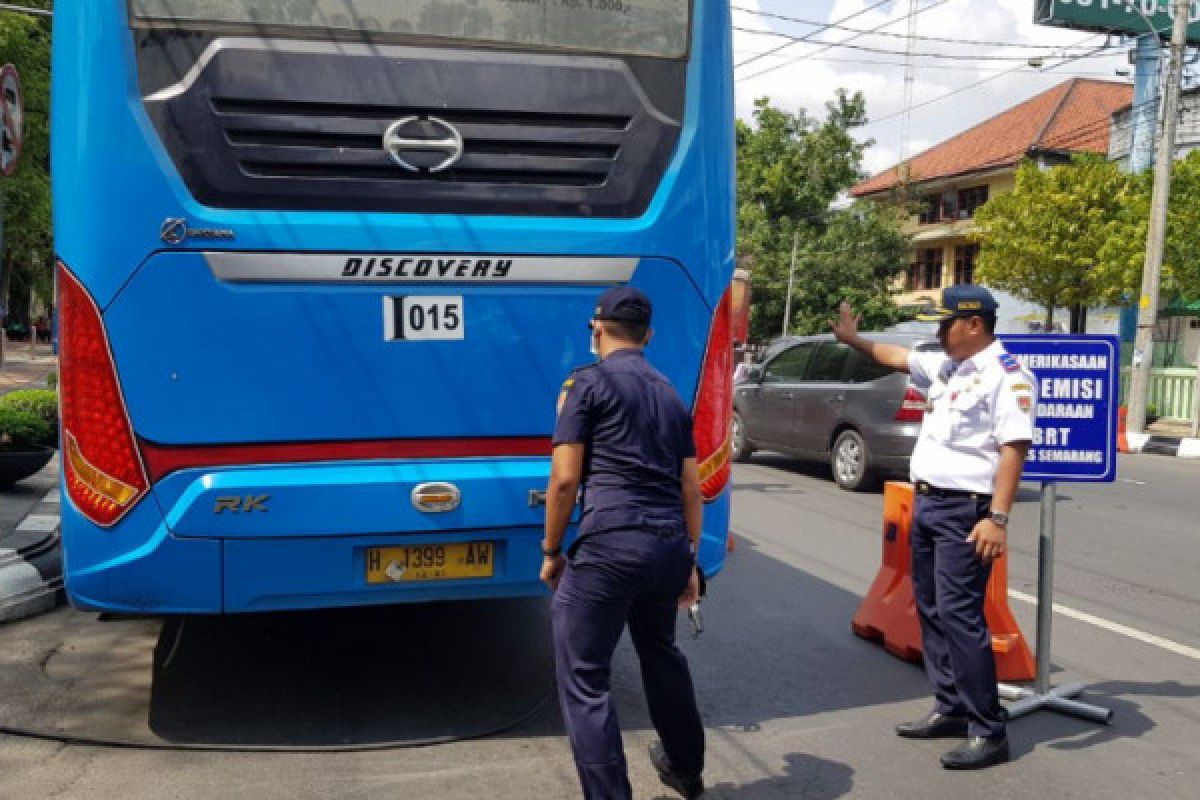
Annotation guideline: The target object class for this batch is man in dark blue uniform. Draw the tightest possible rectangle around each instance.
[541,286,706,800]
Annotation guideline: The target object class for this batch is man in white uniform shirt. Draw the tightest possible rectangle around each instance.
[831,285,1035,770]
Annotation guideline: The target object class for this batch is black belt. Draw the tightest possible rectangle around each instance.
[914,481,991,502]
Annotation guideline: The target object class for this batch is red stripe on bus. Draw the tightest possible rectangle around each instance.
[139,437,554,482]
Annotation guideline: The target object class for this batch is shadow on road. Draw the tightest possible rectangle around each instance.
[5,528,936,758]
[1008,679,1199,758]
[703,753,855,799]
[147,598,556,746]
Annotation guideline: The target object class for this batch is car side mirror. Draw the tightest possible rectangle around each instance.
[745,366,763,383]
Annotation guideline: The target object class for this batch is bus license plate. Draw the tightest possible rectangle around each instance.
[385,296,464,341]
[366,542,494,583]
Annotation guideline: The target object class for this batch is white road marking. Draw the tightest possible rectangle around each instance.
[1008,589,1200,662]
[1119,478,1147,486]
[15,515,58,533]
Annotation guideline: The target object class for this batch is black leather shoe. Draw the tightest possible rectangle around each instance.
[895,711,969,739]
[648,742,705,799]
[940,736,1010,770]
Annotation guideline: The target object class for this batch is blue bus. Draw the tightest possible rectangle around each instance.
[53,1,735,614]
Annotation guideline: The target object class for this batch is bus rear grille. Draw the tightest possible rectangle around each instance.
[141,40,683,216]
[214,98,627,188]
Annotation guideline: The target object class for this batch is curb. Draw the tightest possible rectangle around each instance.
[0,486,63,623]
[1123,432,1200,458]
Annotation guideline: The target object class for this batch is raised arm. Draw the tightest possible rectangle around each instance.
[829,301,911,372]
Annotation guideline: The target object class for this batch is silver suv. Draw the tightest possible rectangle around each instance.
[732,332,940,491]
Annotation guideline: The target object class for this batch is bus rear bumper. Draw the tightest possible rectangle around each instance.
[65,521,551,614]
[222,529,549,612]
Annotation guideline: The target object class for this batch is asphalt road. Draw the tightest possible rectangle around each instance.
[0,453,1197,799]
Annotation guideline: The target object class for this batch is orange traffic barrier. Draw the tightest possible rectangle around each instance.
[984,550,1036,681]
[852,482,922,661]
[853,481,1036,682]
[1117,405,1130,453]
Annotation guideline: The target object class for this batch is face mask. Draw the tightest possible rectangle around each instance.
[589,328,601,358]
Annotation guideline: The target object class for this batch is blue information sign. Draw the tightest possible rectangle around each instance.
[1000,335,1119,483]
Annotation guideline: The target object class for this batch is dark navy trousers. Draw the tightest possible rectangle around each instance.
[911,493,1006,739]
[551,528,705,800]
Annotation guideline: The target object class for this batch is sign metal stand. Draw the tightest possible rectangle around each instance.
[997,482,1112,724]
[995,335,1119,726]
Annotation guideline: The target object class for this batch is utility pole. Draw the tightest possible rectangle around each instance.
[1127,0,1190,435]
[781,231,798,338]
[900,0,918,160]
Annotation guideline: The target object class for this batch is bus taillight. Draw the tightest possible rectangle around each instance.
[57,261,149,526]
[693,287,734,502]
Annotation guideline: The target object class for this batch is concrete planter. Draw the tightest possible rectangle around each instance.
[0,446,56,486]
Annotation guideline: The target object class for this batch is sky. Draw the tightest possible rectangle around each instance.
[732,0,1140,178]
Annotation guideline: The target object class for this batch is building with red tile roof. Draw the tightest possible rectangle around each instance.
[850,79,1132,309]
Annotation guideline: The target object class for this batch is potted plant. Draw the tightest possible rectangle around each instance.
[0,407,55,485]
[0,389,59,446]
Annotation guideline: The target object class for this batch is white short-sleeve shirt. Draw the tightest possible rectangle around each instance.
[908,340,1036,493]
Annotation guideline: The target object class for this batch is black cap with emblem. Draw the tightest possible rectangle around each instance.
[593,286,652,326]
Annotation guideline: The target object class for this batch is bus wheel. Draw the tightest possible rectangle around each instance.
[732,412,754,463]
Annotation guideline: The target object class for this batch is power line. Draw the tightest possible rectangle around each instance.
[732,5,1102,51]
[735,0,894,70]
[786,55,1124,76]
[732,25,1118,63]
[859,33,1111,129]
[738,0,953,83]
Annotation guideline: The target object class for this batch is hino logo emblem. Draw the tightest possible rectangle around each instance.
[383,116,464,173]
[160,217,236,246]
[161,218,188,245]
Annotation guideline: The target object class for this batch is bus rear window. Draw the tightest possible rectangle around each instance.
[129,0,690,59]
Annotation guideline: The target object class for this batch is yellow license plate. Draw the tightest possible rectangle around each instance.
[366,542,494,583]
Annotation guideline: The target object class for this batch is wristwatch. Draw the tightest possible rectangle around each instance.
[542,542,562,557]
[987,510,1010,528]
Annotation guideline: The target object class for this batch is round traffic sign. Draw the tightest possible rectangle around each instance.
[1,63,24,177]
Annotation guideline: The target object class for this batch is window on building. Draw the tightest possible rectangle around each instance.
[941,190,958,221]
[908,248,943,290]
[957,185,989,218]
[953,243,979,285]
[917,194,940,225]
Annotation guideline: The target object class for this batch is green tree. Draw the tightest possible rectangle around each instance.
[0,0,53,334]
[738,94,907,341]
[972,156,1134,330]
[1096,149,1200,305]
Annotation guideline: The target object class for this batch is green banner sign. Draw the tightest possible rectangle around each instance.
[1036,0,1200,44]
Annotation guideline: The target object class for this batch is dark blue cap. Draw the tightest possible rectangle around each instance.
[915,284,999,322]
[593,286,652,326]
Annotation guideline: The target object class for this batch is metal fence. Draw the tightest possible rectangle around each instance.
[1119,368,1197,421]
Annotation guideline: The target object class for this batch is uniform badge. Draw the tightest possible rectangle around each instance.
[1010,382,1031,392]
[557,377,575,414]
[1017,394,1032,412]
[998,353,1020,373]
